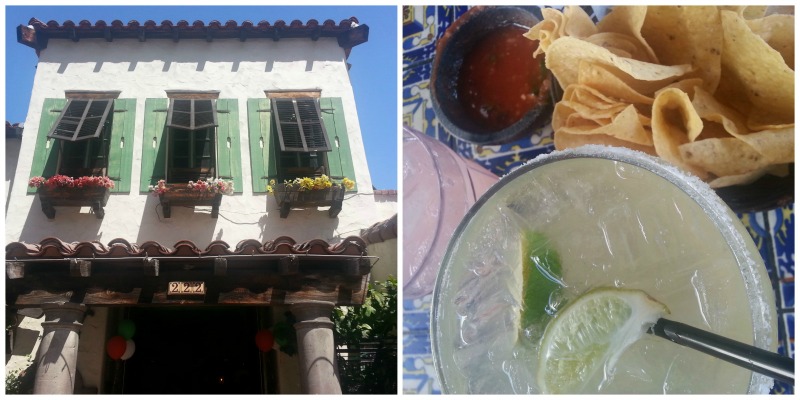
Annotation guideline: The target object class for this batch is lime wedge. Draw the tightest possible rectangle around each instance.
[520,231,563,330]
[536,288,669,394]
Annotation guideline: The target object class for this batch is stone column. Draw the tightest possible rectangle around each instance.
[291,301,342,394]
[32,302,87,395]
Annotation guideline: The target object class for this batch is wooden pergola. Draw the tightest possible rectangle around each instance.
[6,236,373,307]
[6,236,374,394]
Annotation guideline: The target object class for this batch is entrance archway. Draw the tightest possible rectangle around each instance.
[116,307,271,394]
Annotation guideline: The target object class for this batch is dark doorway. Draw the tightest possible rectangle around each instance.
[119,307,264,394]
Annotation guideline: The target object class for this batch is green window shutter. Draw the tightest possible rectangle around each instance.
[215,99,243,193]
[28,98,67,194]
[247,98,277,193]
[320,97,357,191]
[140,98,169,193]
[107,98,136,193]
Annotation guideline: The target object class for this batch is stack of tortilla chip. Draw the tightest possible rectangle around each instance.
[525,6,794,188]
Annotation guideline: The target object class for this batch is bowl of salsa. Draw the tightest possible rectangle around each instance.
[431,6,554,145]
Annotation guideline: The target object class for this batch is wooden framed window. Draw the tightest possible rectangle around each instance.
[168,127,216,182]
[140,98,242,193]
[30,98,136,194]
[48,99,113,141]
[247,97,357,192]
[167,99,218,130]
[57,128,111,177]
[271,98,332,181]
[46,99,114,177]
[272,98,331,152]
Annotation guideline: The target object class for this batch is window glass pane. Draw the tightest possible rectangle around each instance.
[49,99,112,141]
[194,129,214,168]
[58,122,110,176]
[168,99,217,130]
[272,98,330,152]
[169,99,193,129]
[168,127,215,181]
[171,129,191,168]
[60,140,88,175]
[194,100,216,128]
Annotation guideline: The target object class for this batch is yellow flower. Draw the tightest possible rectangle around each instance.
[342,177,355,190]
[312,175,333,190]
[267,185,274,193]
[298,177,314,191]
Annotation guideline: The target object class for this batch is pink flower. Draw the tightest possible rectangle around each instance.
[28,176,46,188]
[32,175,115,190]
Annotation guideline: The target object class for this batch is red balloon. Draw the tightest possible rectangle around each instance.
[255,329,274,352]
[106,335,127,360]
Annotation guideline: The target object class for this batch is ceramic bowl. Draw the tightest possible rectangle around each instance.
[431,6,555,145]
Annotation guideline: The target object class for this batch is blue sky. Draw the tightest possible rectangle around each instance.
[4,5,398,190]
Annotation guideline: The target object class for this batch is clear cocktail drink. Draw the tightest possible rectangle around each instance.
[431,146,777,394]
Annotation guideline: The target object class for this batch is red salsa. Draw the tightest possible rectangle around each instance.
[457,25,548,132]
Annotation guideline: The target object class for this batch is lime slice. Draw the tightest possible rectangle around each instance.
[536,288,669,394]
[520,231,563,329]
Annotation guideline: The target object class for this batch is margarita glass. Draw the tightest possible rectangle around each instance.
[431,145,777,394]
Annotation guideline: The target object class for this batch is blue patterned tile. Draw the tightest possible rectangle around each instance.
[780,280,794,310]
[402,353,441,394]
[769,205,795,279]
[434,6,469,42]
[402,48,434,85]
[739,211,774,274]
[403,295,440,394]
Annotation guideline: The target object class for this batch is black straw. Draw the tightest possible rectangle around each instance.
[649,318,794,386]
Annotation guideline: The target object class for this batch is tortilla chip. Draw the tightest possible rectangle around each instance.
[559,99,629,121]
[658,78,704,98]
[690,86,749,138]
[651,88,708,179]
[577,61,655,105]
[718,6,768,20]
[679,137,771,176]
[735,128,794,164]
[640,6,724,93]
[546,36,693,89]
[746,14,795,69]
[706,165,777,188]
[525,6,597,58]
[555,131,657,156]
[560,104,653,146]
[596,5,659,63]
[716,10,794,128]
[562,84,631,110]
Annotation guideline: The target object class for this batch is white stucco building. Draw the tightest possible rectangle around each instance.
[5,16,397,395]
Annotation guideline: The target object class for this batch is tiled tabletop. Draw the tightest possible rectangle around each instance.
[401,5,794,395]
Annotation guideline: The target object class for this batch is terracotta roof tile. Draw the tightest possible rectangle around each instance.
[6,236,368,259]
[360,214,397,245]
[17,17,369,57]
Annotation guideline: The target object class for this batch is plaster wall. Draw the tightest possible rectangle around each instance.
[6,37,397,249]
[6,137,22,215]
[366,239,398,283]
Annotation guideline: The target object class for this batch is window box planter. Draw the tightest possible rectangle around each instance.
[272,183,345,218]
[157,183,223,218]
[37,186,111,219]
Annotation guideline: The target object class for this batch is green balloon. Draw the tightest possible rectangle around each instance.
[118,319,136,339]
